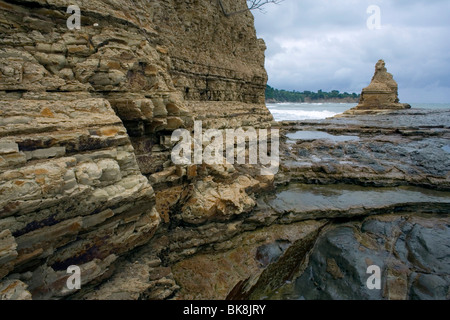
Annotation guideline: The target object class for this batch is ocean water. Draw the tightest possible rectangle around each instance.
[267,102,450,121]
[267,103,356,121]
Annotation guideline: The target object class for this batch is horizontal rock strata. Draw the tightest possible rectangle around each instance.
[342,60,411,116]
[1,0,448,301]
[0,0,273,300]
[0,97,160,299]
[279,109,450,190]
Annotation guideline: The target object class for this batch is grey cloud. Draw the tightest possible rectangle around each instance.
[252,0,450,102]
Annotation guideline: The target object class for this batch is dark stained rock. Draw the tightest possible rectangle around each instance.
[253,214,450,300]
[256,240,291,267]
[279,109,450,190]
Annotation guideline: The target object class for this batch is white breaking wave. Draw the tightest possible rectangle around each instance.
[269,108,338,121]
[267,102,357,121]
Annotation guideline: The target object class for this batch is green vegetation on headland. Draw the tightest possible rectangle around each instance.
[265,85,360,103]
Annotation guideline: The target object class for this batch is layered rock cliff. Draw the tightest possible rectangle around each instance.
[0,0,273,299]
[1,1,448,301]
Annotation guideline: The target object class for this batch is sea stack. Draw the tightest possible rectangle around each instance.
[343,59,411,115]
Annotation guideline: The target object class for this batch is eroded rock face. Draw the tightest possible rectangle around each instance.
[171,220,326,300]
[1,0,447,302]
[262,214,450,300]
[0,97,160,299]
[167,109,449,300]
[343,60,411,115]
[0,279,32,300]
[279,109,450,189]
[0,0,273,299]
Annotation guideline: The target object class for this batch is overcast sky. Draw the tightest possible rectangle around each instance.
[252,0,450,103]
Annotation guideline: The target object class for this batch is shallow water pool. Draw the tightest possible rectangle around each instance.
[286,131,360,142]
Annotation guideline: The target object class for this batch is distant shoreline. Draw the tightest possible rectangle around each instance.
[266,98,360,104]
[265,85,361,104]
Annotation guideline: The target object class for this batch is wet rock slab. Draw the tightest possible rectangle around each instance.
[279,109,450,190]
[268,184,450,221]
[258,213,450,300]
[170,220,326,300]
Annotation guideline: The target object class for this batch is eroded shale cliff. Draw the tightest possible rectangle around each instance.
[0,0,273,299]
[1,0,449,301]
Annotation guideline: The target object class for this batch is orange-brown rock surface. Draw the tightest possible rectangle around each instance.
[1,1,448,302]
[343,59,411,115]
[0,0,273,300]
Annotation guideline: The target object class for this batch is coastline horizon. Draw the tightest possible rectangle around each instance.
[267,102,450,121]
